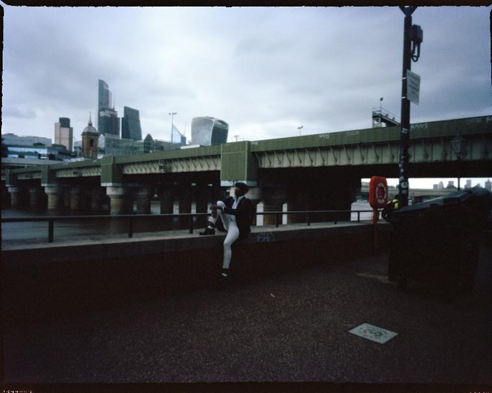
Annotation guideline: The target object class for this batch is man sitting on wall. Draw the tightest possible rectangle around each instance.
[200,182,254,282]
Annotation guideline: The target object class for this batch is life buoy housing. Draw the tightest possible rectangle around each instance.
[369,176,388,208]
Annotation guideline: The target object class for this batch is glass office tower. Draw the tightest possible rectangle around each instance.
[121,106,142,141]
[98,79,119,136]
[191,117,229,146]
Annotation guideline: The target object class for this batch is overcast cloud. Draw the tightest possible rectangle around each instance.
[2,6,491,145]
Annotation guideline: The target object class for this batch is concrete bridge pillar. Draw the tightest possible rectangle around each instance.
[69,187,83,212]
[136,186,153,214]
[44,186,64,211]
[178,185,192,229]
[158,187,174,214]
[62,187,71,209]
[195,184,211,227]
[263,188,288,226]
[106,186,133,215]
[287,189,310,224]
[90,187,105,214]
[8,186,28,208]
[29,187,44,208]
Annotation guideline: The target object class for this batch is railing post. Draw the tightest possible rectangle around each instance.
[189,214,194,234]
[129,217,133,238]
[48,219,54,243]
[357,211,360,222]
[276,212,280,228]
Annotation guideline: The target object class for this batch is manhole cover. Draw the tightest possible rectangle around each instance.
[349,323,398,344]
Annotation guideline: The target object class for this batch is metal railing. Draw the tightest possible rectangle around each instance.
[1,209,379,243]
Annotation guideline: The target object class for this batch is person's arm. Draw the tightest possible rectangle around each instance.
[223,199,252,219]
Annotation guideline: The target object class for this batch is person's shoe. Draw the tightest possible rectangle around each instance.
[199,227,215,236]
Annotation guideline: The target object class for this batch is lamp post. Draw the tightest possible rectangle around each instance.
[451,135,467,191]
[398,6,423,208]
[298,126,303,136]
[169,112,177,143]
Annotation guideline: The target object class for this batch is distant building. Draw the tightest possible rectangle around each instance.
[81,116,99,159]
[446,181,456,189]
[99,108,120,138]
[433,184,438,190]
[121,106,142,141]
[485,179,492,192]
[98,79,119,137]
[465,179,472,189]
[54,117,73,151]
[2,133,52,147]
[191,117,229,146]
[2,133,71,168]
[438,181,444,190]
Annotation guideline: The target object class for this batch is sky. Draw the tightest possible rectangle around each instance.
[2,6,491,188]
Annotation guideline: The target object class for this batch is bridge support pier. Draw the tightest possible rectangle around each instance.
[44,186,64,211]
[29,187,44,208]
[90,187,105,214]
[195,184,211,227]
[178,185,192,229]
[8,186,28,208]
[158,186,175,229]
[263,188,287,226]
[287,189,309,224]
[106,186,133,215]
[69,187,83,212]
[136,186,153,214]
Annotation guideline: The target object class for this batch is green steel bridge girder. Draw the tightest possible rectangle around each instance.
[2,115,491,187]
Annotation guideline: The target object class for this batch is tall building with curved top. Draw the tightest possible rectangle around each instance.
[191,117,229,146]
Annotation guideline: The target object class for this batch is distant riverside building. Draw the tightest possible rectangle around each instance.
[438,181,444,190]
[446,181,456,189]
[485,179,491,192]
[2,133,71,169]
[465,179,472,189]
[1,133,52,147]
[98,79,119,137]
[121,106,142,141]
[54,117,73,151]
[191,117,229,146]
[81,116,99,159]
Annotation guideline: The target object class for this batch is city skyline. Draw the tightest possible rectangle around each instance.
[2,7,490,187]
[3,8,489,140]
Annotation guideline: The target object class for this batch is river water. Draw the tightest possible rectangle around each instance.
[2,201,374,242]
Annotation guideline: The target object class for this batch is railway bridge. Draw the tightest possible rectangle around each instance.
[2,115,491,224]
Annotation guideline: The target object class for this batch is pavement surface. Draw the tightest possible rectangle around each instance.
[3,241,492,385]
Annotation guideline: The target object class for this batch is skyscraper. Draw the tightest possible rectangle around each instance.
[121,106,142,141]
[97,79,119,137]
[191,117,229,146]
[54,117,73,151]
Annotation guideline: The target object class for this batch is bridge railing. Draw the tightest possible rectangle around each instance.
[1,209,381,243]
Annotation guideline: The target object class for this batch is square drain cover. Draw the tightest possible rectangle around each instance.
[349,323,398,344]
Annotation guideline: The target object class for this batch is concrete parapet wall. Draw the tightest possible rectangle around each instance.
[3,223,390,325]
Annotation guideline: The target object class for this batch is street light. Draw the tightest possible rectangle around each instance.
[397,6,424,208]
[169,112,177,143]
[451,135,467,191]
[298,126,303,136]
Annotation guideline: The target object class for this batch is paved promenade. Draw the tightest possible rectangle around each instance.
[3,240,491,385]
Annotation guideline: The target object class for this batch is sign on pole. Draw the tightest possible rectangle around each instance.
[406,70,421,105]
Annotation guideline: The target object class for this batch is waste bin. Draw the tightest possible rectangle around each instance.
[387,187,492,297]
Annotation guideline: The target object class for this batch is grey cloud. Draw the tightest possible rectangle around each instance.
[3,106,37,119]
